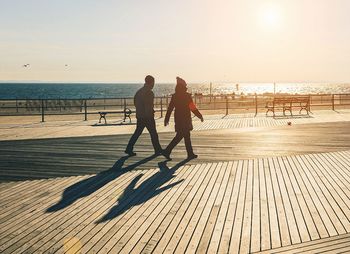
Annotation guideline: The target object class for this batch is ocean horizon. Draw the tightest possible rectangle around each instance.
[0,82,350,99]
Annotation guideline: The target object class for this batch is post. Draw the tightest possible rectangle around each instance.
[16,98,18,113]
[225,96,228,115]
[84,99,87,121]
[214,96,216,110]
[332,94,335,111]
[41,99,45,122]
[309,94,311,112]
[123,98,127,112]
[209,82,212,103]
[160,97,163,118]
[255,93,258,116]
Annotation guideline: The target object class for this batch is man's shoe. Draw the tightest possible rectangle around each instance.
[161,150,172,161]
[187,154,198,160]
[125,150,136,156]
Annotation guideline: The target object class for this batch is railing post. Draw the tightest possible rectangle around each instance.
[332,94,335,111]
[225,96,228,115]
[309,94,311,112]
[160,97,163,118]
[41,99,45,122]
[16,98,19,113]
[123,98,127,112]
[84,99,87,121]
[255,93,258,116]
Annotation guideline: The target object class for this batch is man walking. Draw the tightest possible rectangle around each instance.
[125,75,162,156]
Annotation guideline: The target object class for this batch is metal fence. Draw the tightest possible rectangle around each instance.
[0,93,350,122]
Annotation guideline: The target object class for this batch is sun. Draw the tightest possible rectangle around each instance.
[259,4,282,29]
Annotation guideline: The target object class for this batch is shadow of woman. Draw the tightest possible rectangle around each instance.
[96,158,191,223]
[46,154,158,213]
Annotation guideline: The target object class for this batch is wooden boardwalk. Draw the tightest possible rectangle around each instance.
[1,110,349,141]
[1,121,350,182]
[0,150,349,253]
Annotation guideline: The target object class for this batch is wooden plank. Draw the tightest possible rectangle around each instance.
[149,163,221,254]
[214,161,242,254]
[259,158,271,251]
[291,156,337,237]
[184,162,227,254]
[264,158,281,249]
[321,152,350,187]
[228,160,248,254]
[269,157,291,247]
[1,168,142,253]
[163,163,224,254]
[274,157,301,245]
[250,159,261,253]
[66,164,193,254]
[239,159,254,253]
[286,156,325,239]
[306,154,350,231]
[2,121,350,182]
[296,155,346,235]
[116,163,209,253]
[196,162,232,253]
[0,175,87,237]
[206,161,236,254]
[139,163,216,253]
[280,157,313,242]
[0,176,83,220]
[257,233,350,253]
[30,169,156,253]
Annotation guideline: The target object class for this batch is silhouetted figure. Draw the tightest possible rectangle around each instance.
[162,77,204,160]
[125,75,162,156]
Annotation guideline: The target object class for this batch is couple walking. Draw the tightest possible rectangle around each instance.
[125,75,204,160]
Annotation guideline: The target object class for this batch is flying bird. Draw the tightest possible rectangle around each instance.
[23,64,30,68]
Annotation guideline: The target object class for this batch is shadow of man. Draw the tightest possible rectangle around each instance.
[46,154,158,213]
[96,158,191,223]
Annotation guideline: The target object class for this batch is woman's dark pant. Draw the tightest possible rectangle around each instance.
[165,131,194,156]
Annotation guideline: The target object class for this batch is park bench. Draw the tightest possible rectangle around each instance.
[266,95,310,117]
[98,108,133,124]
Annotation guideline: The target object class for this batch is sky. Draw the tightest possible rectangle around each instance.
[0,0,350,83]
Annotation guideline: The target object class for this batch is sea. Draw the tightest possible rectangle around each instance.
[0,82,350,99]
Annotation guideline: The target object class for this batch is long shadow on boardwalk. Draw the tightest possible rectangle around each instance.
[96,159,190,223]
[46,154,158,213]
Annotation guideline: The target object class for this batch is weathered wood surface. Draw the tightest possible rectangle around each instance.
[0,150,349,253]
[257,233,350,253]
[0,110,349,141]
[1,121,350,181]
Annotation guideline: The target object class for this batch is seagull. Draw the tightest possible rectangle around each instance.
[23,64,30,67]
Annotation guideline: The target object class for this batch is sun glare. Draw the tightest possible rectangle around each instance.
[259,4,282,29]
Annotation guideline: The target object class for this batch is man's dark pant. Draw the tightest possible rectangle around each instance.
[164,131,194,156]
[126,118,162,153]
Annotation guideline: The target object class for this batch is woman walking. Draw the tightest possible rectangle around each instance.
[162,77,204,160]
